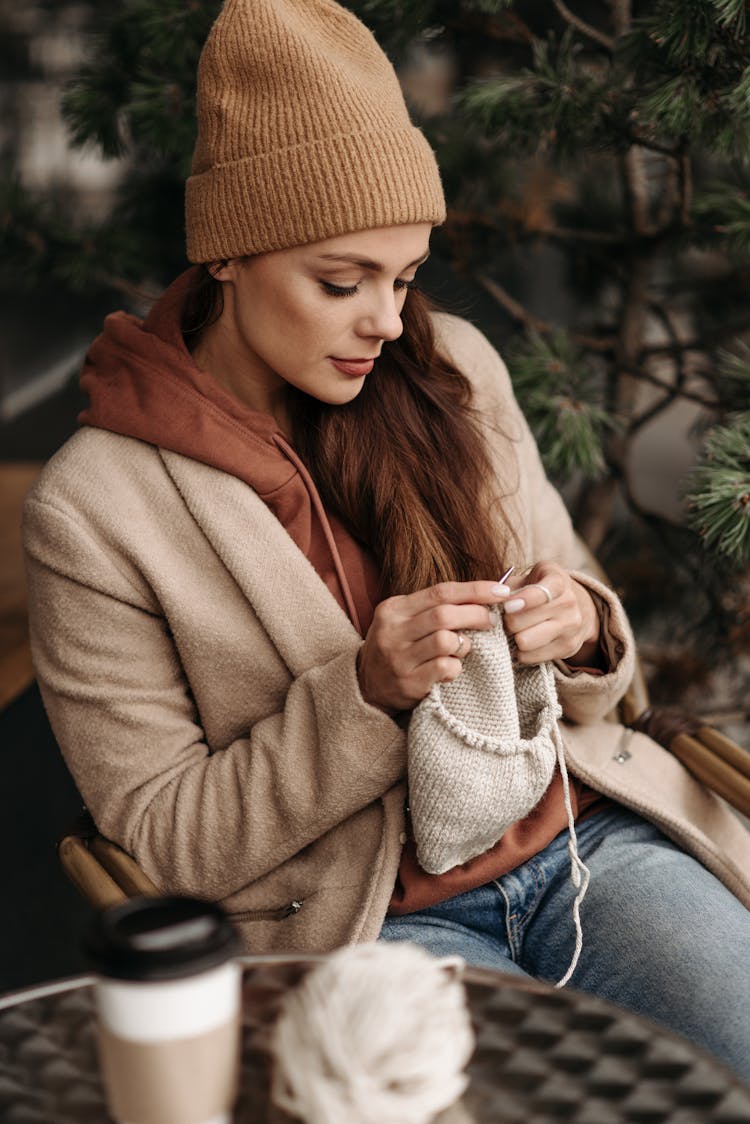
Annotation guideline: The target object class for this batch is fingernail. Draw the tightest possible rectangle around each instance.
[504,598,525,614]
[491,583,510,596]
[488,607,500,627]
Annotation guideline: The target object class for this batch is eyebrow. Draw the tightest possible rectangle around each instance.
[314,251,430,272]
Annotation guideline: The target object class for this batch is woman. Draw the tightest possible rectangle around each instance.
[23,0,750,1079]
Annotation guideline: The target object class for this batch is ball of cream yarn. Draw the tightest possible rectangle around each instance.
[269,942,475,1124]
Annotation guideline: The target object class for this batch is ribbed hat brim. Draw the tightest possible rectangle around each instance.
[186,126,445,262]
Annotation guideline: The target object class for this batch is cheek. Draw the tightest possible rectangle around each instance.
[242,279,353,362]
[292,301,350,352]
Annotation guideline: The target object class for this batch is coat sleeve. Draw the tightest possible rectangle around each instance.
[23,492,405,903]
[433,312,636,726]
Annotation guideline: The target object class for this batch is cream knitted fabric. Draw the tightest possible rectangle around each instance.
[408,623,562,876]
[185,0,446,261]
[408,622,591,987]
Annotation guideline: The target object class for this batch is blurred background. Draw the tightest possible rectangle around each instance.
[1,0,749,990]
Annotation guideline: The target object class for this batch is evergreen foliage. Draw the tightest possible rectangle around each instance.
[506,330,617,479]
[2,0,750,716]
[686,413,750,564]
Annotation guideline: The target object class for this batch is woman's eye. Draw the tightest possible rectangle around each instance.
[320,281,359,298]
[320,277,417,297]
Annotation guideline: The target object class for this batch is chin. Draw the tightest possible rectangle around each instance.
[318,381,367,406]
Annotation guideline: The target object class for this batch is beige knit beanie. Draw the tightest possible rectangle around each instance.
[185,0,446,262]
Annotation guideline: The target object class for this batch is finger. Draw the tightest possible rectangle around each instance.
[400,578,513,620]
[511,614,585,664]
[512,620,559,657]
[503,580,560,617]
[402,629,479,698]
[514,643,562,665]
[505,596,579,642]
[406,602,498,644]
[514,635,582,664]
[433,655,466,684]
[409,629,473,668]
[399,653,466,701]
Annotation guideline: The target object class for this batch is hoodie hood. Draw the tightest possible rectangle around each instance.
[79,267,378,634]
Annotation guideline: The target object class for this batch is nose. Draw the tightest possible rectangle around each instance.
[357,288,404,343]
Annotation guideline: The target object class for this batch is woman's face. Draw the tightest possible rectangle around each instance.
[197,223,432,422]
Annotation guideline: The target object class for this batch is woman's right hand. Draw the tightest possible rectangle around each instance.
[356,579,512,714]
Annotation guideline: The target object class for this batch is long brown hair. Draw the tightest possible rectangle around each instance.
[183,269,515,597]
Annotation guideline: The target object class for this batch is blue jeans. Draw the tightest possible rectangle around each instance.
[380,804,750,1083]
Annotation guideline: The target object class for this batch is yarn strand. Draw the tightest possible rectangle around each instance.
[553,726,591,988]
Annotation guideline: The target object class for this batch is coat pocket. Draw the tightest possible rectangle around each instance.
[227,899,303,923]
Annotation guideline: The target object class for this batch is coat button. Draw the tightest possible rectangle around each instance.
[399,832,407,844]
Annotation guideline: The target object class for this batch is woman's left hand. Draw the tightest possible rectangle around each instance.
[501,561,601,667]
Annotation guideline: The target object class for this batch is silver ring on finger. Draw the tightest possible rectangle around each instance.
[454,632,466,658]
[536,583,554,604]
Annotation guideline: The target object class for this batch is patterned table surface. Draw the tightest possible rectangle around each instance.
[1,956,749,1123]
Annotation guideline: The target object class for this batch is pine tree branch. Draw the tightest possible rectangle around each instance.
[679,151,693,227]
[624,298,716,413]
[618,467,688,540]
[655,157,679,230]
[443,10,535,45]
[476,277,718,408]
[446,208,626,247]
[626,132,680,159]
[648,152,691,235]
[476,274,549,332]
[616,364,717,409]
[584,246,653,547]
[626,303,686,434]
[608,0,631,37]
[574,475,620,552]
[627,386,679,433]
[544,225,626,245]
[624,306,692,430]
[623,148,653,236]
[649,302,689,393]
[613,256,651,411]
[663,266,750,296]
[475,274,615,352]
[613,500,735,654]
[641,315,750,356]
[552,0,615,50]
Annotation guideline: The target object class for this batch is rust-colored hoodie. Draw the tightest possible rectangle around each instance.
[79,267,380,636]
[79,267,602,915]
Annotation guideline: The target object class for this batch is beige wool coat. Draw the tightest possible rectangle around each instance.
[23,313,750,952]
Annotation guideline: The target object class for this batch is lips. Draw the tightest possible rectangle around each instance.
[329,356,376,377]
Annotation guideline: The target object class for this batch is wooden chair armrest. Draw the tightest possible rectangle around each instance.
[630,709,750,819]
[57,810,159,909]
[697,725,750,780]
[573,535,750,817]
[57,834,127,911]
[668,732,750,817]
[89,835,160,898]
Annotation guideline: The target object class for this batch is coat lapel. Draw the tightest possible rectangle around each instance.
[160,450,361,676]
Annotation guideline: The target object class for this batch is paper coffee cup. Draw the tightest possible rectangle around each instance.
[87,896,242,1124]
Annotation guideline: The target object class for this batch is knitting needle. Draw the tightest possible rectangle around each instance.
[489,565,515,625]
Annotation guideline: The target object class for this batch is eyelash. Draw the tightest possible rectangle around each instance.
[320,279,417,298]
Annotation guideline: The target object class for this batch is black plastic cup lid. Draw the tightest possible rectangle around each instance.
[86,896,241,981]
